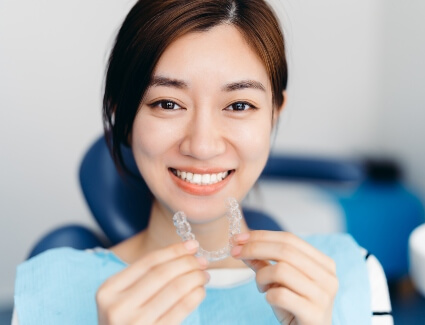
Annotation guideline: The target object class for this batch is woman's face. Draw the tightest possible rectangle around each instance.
[132,24,277,222]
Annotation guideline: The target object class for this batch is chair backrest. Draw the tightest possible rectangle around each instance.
[79,136,364,245]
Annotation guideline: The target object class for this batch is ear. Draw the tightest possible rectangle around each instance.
[272,90,287,126]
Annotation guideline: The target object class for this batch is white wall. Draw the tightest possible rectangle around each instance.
[377,0,425,200]
[272,0,382,156]
[1,0,424,305]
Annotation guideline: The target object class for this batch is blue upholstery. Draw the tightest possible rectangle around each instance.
[79,139,153,245]
[334,181,425,281]
[261,153,364,182]
[29,135,365,258]
[28,225,105,258]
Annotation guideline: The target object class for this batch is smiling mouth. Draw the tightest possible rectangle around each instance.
[169,168,234,186]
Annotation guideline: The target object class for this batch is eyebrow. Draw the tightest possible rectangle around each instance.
[149,76,188,89]
[222,80,266,92]
[149,76,266,92]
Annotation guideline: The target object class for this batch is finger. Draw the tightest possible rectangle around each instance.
[232,232,250,244]
[266,286,317,324]
[234,231,336,275]
[233,240,336,291]
[135,270,209,324]
[242,258,270,273]
[156,286,206,325]
[102,240,199,292]
[119,254,207,311]
[256,262,328,305]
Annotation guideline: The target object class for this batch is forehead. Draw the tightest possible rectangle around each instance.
[153,24,271,91]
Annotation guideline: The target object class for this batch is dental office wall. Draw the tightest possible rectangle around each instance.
[1,0,424,307]
[377,0,425,204]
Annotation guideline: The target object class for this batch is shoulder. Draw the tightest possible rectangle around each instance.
[16,247,90,285]
[305,234,394,324]
[11,307,18,325]
[18,246,98,269]
[16,247,126,292]
[14,247,126,324]
[17,246,126,273]
[301,233,372,323]
[301,233,365,262]
[15,247,103,306]
[360,248,394,324]
[16,247,104,288]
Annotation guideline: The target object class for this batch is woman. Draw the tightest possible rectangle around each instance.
[14,1,392,324]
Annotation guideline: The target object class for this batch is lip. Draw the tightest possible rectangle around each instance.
[169,168,234,196]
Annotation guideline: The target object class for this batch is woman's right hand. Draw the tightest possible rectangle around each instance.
[96,240,209,325]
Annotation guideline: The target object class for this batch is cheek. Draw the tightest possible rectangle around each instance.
[132,114,181,158]
[228,120,271,202]
[230,119,272,163]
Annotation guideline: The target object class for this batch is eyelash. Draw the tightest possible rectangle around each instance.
[225,101,257,111]
[148,100,182,110]
[148,100,258,111]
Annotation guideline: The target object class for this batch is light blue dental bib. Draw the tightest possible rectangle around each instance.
[14,234,371,324]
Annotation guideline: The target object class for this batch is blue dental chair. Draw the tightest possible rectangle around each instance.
[28,135,364,258]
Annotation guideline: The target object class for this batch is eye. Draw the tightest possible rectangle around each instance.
[149,100,182,110]
[225,101,257,111]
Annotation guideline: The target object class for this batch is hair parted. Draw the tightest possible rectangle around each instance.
[103,0,288,175]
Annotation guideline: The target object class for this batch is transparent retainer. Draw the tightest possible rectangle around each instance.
[172,197,242,262]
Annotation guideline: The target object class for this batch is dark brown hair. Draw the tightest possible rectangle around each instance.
[103,0,288,174]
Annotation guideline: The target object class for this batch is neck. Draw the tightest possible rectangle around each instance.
[115,199,249,268]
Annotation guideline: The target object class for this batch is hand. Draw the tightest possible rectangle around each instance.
[231,231,338,325]
[96,240,209,325]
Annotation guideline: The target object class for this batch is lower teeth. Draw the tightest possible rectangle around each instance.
[172,197,242,262]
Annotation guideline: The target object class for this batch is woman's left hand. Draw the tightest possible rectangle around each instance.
[231,231,338,325]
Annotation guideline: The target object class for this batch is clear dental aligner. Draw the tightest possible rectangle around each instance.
[173,197,242,262]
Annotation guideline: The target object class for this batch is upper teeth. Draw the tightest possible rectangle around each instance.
[175,169,229,185]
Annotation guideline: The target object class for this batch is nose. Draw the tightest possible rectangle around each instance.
[179,109,226,160]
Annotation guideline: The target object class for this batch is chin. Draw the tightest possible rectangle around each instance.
[175,196,228,221]
[164,191,242,224]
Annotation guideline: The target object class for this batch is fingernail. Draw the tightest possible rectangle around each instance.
[231,245,243,257]
[184,240,199,251]
[196,256,208,267]
[234,233,250,242]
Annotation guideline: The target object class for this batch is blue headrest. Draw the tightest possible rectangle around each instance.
[79,137,152,244]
